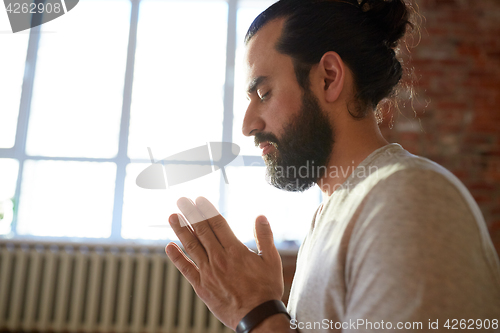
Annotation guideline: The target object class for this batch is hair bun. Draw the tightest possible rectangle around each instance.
[359,0,413,48]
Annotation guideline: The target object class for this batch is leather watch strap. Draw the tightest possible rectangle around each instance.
[235,300,290,333]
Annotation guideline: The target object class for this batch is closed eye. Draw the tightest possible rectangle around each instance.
[259,91,270,102]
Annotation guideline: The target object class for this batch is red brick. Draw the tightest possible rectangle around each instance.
[379,0,500,256]
[468,181,496,191]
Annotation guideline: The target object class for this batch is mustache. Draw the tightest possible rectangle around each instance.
[254,132,280,148]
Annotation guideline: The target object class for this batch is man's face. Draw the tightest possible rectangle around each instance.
[243,19,334,191]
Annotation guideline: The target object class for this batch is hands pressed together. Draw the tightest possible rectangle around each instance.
[165,196,285,330]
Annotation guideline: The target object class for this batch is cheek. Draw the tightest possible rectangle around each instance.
[267,96,300,132]
[281,88,302,110]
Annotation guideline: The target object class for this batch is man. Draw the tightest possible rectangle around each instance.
[165,0,500,332]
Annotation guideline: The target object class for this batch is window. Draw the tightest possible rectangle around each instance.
[0,0,322,247]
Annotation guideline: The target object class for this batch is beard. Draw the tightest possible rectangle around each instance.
[254,89,334,192]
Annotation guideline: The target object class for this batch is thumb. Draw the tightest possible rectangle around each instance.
[254,215,278,259]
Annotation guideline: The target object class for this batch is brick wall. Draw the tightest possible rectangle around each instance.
[281,0,500,304]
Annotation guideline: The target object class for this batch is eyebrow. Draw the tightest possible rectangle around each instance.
[246,76,268,95]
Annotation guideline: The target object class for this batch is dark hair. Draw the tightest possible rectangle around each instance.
[245,0,417,119]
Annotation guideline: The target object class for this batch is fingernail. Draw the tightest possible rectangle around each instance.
[259,216,269,225]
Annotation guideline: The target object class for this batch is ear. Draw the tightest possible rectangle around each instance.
[318,51,345,103]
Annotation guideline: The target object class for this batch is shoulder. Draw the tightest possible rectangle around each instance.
[360,144,473,212]
[348,147,492,275]
[345,162,500,319]
[354,163,477,246]
[370,167,467,209]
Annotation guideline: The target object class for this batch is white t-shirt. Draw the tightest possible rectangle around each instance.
[287,143,500,332]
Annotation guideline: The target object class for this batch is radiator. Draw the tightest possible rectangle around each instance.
[0,241,232,333]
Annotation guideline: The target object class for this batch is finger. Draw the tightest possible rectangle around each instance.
[169,213,208,266]
[195,196,240,249]
[165,242,200,287]
[176,198,223,254]
[254,215,279,260]
[177,197,206,225]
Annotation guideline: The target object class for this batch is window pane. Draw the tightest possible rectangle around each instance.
[0,159,19,235]
[225,166,321,244]
[128,0,228,160]
[0,12,29,148]
[25,0,130,158]
[17,160,116,238]
[121,162,221,240]
[233,1,275,156]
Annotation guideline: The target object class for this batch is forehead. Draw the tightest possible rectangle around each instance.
[244,18,292,83]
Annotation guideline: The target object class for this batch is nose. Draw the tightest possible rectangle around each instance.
[242,101,265,137]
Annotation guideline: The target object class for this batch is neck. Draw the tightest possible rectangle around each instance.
[316,114,389,197]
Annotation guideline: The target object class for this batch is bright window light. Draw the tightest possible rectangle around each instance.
[128,0,228,160]
[25,0,130,158]
[121,162,222,240]
[17,160,116,238]
[225,166,321,244]
[0,11,29,148]
[0,0,319,246]
[0,159,19,235]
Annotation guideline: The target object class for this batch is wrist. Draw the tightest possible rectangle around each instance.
[235,300,290,333]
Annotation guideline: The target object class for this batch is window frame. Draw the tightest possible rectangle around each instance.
[0,0,318,247]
